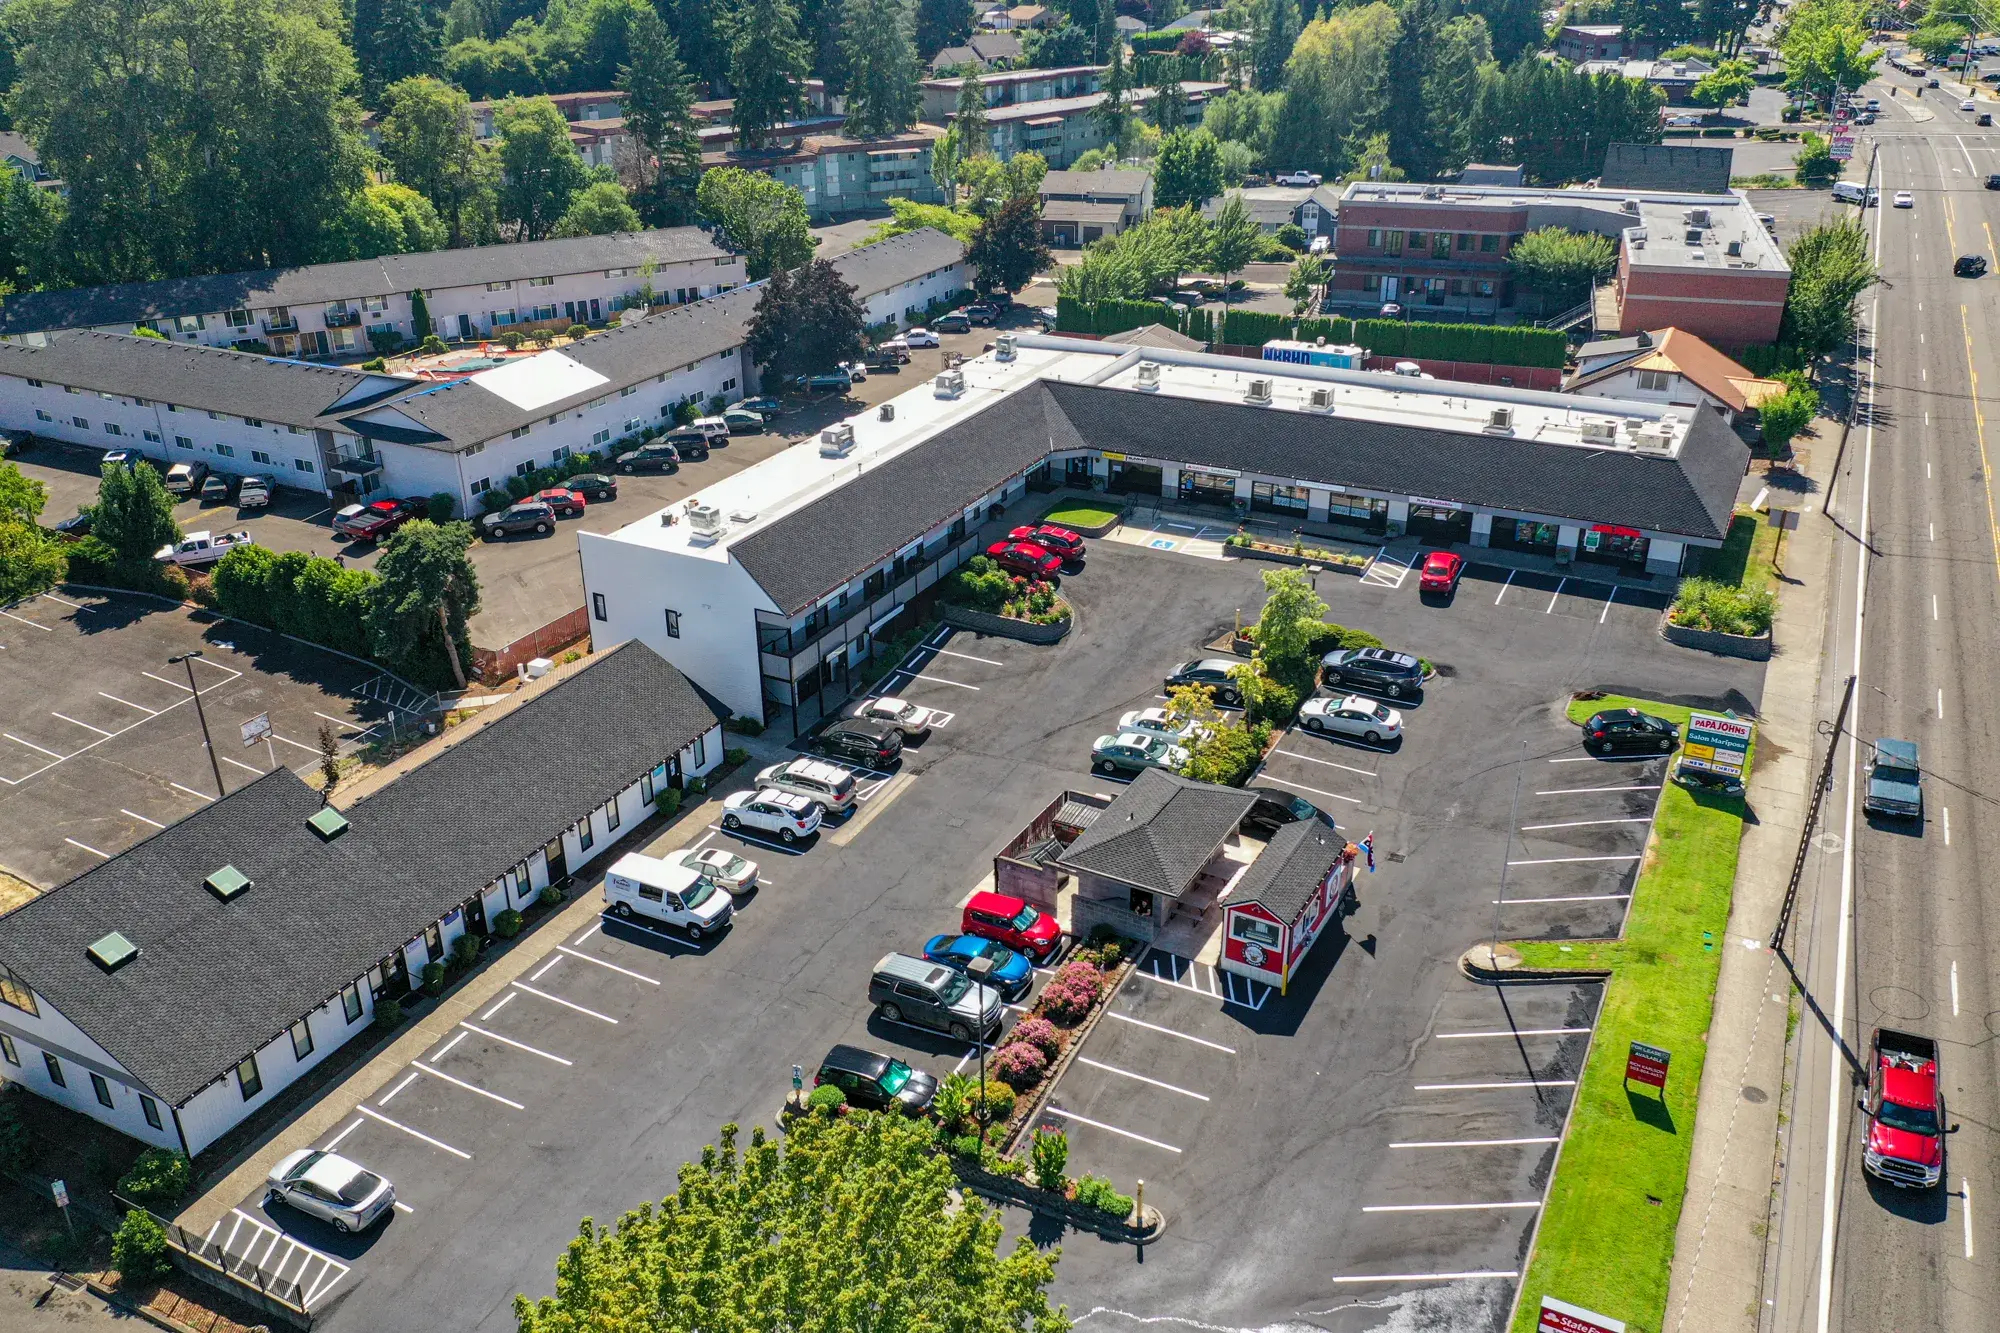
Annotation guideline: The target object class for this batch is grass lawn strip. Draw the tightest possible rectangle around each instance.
[1041,502,1123,530]
[1700,509,1782,592]
[1507,694,1757,1333]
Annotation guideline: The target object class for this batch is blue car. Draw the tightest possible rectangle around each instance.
[921,934,1034,999]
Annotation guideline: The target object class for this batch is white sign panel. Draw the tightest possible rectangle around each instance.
[241,712,272,746]
[1538,1295,1626,1333]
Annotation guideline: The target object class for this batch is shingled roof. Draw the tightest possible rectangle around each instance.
[0,641,724,1107]
[1229,817,1349,924]
[1055,770,1258,898]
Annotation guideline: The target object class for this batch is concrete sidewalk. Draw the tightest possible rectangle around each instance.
[1661,440,1838,1333]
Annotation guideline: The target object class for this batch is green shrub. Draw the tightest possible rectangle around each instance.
[367,329,402,354]
[951,1133,985,1159]
[419,334,449,356]
[655,787,683,818]
[450,933,479,970]
[209,545,376,659]
[1073,1173,1134,1217]
[940,554,1014,611]
[1030,1126,1069,1190]
[807,1083,847,1113]
[360,357,387,372]
[685,775,707,795]
[539,883,567,908]
[566,324,589,341]
[974,1081,1016,1125]
[427,492,456,522]
[112,1210,172,1284]
[500,330,526,350]
[493,909,523,938]
[373,997,403,1029]
[421,960,446,994]
[481,489,512,513]
[933,1072,976,1133]
[725,714,765,735]
[1669,576,1775,636]
[724,746,749,766]
[117,1148,192,1206]
[1274,222,1308,252]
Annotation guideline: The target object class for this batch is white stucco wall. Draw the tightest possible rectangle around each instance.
[579,533,776,719]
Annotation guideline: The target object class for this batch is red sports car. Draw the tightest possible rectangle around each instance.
[532,487,587,517]
[984,540,1063,578]
[1007,523,1084,559]
[1418,549,1464,595]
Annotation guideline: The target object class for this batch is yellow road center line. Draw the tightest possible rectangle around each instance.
[1960,304,2000,588]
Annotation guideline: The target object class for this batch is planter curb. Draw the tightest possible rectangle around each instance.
[940,602,1071,644]
[947,1157,1166,1244]
[1000,952,1138,1155]
[1660,612,1773,661]
[1460,942,1615,986]
[1221,544,1368,573]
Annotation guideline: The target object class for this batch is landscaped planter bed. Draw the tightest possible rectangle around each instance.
[1221,538,1370,573]
[1660,615,1772,661]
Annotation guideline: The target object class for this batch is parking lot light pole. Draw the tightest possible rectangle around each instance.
[169,650,226,798]
[968,954,996,1142]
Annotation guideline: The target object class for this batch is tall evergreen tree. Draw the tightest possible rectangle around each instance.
[662,0,730,87]
[729,0,813,148]
[915,0,972,58]
[1151,60,1186,131]
[797,0,850,92]
[617,7,703,224]
[1093,0,1117,60]
[354,0,447,98]
[1253,0,1300,92]
[842,0,924,136]
[1091,39,1132,157]
[955,67,990,153]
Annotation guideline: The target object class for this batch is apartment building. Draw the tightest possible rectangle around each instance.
[702,128,948,221]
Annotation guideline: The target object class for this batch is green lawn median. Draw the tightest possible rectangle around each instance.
[1040,501,1123,531]
[1508,694,1757,1333]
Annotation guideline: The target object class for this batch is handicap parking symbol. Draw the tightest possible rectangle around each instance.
[1149,538,1178,550]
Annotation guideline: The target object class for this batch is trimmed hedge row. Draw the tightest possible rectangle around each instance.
[1221,310,1567,369]
[1054,295,1217,343]
[210,545,377,658]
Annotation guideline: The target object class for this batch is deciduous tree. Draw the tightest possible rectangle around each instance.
[958,150,1047,216]
[1153,128,1224,209]
[553,180,642,235]
[1205,192,1262,285]
[0,460,47,524]
[745,258,866,381]
[91,461,179,563]
[1777,0,1879,105]
[367,519,480,691]
[329,183,450,259]
[695,167,816,277]
[1779,218,1878,362]
[353,0,446,97]
[379,76,501,247]
[496,96,589,240]
[1505,227,1616,311]
[967,194,1050,294]
[0,520,65,603]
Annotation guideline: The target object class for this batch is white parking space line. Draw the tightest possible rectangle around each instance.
[170,781,214,802]
[324,1118,364,1150]
[1535,783,1662,795]
[1363,1201,1541,1212]
[1545,578,1566,613]
[1390,1137,1561,1148]
[142,670,194,691]
[530,956,563,982]
[1437,1028,1591,1039]
[479,992,516,1020]
[557,945,660,983]
[378,1070,421,1105]
[1600,585,1619,623]
[572,920,604,943]
[37,592,86,609]
[1494,570,1515,604]
[459,1021,573,1065]
[1274,749,1377,776]
[1133,957,1269,1010]
[1107,1011,1237,1053]
[905,673,979,690]
[1545,756,1598,764]
[64,837,110,859]
[51,712,113,737]
[5,733,69,759]
[1075,1056,1211,1100]
[1415,1078,1577,1090]
[413,1061,526,1109]
[0,608,52,630]
[511,981,619,1023]
[932,647,1002,665]
[433,1030,468,1060]
[1333,1271,1519,1284]
[121,808,165,828]
[1520,817,1652,830]
[221,754,263,776]
[393,1201,415,1214]
[1270,777,1362,805]
[1494,893,1632,905]
[357,1105,471,1159]
[1506,854,1642,865]
[99,692,158,715]
[1042,1105,1183,1153]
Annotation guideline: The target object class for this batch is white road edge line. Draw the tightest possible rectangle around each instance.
[1436,1028,1591,1039]
[511,981,619,1023]
[1951,959,1960,1017]
[1415,1079,1577,1090]
[1106,1010,1236,1052]
[1332,1271,1519,1284]
[458,1021,573,1065]
[1505,854,1642,865]
[413,1061,526,1109]
[356,1105,470,1159]
[1966,1177,1975,1260]
[1362,1201,1542,1212]
[1040,1105,1183,1153]
[557,944,661,983]
[1535,784,1663,795]
[1520,817,1653,829]
[1494,894,1632,905]
[1074,1056,1211,1100]
[1390,1137,1562,1148]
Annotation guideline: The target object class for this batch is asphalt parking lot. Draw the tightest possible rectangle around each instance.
[0,590,401,889]
[200,530,1762,1333]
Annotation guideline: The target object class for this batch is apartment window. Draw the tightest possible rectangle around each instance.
[527,275,554,287]
[226,309,252,328]
[294,458,314,473]
[65,386,79,394]
[551,445,571,462]
[216,444,235,457]
[620,385,636,397]
[140,1095,162,1129]
[34,410,51,423]
[1407,231,1425,249]
[722,378,737,392]
[1456,232,1472,250]
[363,295,388,312]
[487,280,513,291]
[578,818,595,850]
[1432,233,1451,258]
[287,424,303,434]
[208,410,223,420]
[175,435,194,449]
[71,415,89,429]
[514,459,534,477]
[0,1033,15,1065]
[664,608,681,638]
[290,1020,314,1060]
[252,449,272,464]
[592,428,611,446]
[593,592,607,621]
[689,733,706,768]
[104,423,122,435]
[1476,280,1495,297]
[470,477,491,496]
[143,429,162,443]
[606,267,630,278]
[531,304,557,321]
[511,425,531,440]
[243,417,262,428]
[91,1072,114,1108]
[492,310,517,326]
[236,1054,262,1100]
[1481,234,1499,252]
[605,798,621,831]
[465,442,484,455]
[44,1052,65,1087]
[174,314,205,332]
[342,981,364,1023]
[1384,230,1404,255]
[25,377,41,387]
[624,416,642,432]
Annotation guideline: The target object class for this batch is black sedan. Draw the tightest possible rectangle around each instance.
[567,473,618,502]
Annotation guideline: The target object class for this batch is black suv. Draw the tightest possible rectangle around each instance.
[615,442,680,473]
[808,718,903,767]
[479,501,556,538]
[1956,254,1988,278]
[1581,707,1679,756]
[815,1044,937,1114]
[1241,786,1335,840]
[1321,647,1424,699]
[1164,659,1242,706]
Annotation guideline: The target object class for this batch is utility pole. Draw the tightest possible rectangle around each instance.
[170,650,226,798]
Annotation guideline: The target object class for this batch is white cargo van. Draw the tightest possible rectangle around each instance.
[602,853,734,939]
[1831,181,1868,206]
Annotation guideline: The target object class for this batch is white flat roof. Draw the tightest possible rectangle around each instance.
[470,350,609,411]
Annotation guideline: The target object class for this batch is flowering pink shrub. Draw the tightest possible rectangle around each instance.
[991,1042,1049,1090]
[1037,961,1104,1023]
[1006,1017,1063,1061]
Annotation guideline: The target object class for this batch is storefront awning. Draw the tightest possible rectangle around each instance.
[1592,524,1643,538]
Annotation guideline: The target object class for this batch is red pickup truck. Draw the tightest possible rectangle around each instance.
[1860,1027,1954,1188]
[333,497,424,541]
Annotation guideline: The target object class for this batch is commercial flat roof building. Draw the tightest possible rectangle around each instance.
[579,334,1747,733]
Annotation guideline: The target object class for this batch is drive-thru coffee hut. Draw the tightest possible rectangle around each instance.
[1219,819,1358,992]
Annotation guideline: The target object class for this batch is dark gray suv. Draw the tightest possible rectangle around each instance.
[869,952,1002,1041]
[1321,647,1424,700]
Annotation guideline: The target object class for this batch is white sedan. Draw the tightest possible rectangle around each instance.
[850,695,936,736]
[1894,190,1914,208]
[677,847,759,892]
[265,1149,396,1233]
[903,327,941,348]
[1117,706,1208,745]
[1298,694,1404,745]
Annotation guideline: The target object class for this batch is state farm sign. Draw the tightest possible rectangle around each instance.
[1538,1295,1626,1333]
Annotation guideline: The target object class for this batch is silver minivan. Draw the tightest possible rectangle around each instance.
[869,953,1003,1040]
[753,757,858,814]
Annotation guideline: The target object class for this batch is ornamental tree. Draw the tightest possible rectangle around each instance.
[967,194,1051,296]
[746,258,867,381]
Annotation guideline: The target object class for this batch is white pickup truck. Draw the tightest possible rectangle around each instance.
[154,530,255,567]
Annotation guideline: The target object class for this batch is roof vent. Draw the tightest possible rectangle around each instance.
[1580,417,1618,443]
[729,508,759,524]
[1484,406,1515,434]
[205,864,252,900]
[1136,360,1161,389]
[686,502,728,544]
[1684,228,1703,244]
[306,807,348,841]
[88,930,139,972]
[995,333,1017,361]
[1620,197,1641,214]
[1685,207,1711,227]
[1307,385,1334,412]
[819,422,856,457]
[1689,248,1705,262]
[879,402,895,421]
[1245,377,1273,406]
[935,368,967,398]
[1726,239,1741,256]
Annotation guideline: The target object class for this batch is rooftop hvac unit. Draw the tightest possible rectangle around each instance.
[995,333,1017,361]
[1726,239,1742,256]
[879,402,895,421]
[819,422,856,456]
[1684,228,1704,244]
[1308,385,1334,411]
[1685,207,1711,227]
[1580,417,1618,443]
[1136,360,1161,389]
[935,368,967,399]
[686,502,727,543]
[1484,406,1514,433]
[1245,377,1274,406]
[1621,197,1641,214]
[1632,424,1675,452]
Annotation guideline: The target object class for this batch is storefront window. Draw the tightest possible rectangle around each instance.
[1232,914,1283,948]
[1178,470,1236,505]
[1251,481,1309,513]
[1325,494,1388,524]
[1500,518,1560,549]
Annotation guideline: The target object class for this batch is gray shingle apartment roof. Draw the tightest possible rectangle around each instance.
[1230,817,1347,923]
[1599,142,1733,194]
[732,376,1747,615]
[1055,770,1258,897]
[1040,169,1151,199]
[0,229,733,337]
[0,641,725,1108]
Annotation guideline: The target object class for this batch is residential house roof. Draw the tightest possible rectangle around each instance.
[1457,163,1527,186]
[1054,770,1259,897]
[1039,200,1129,226]
[1164,9,1217,29]
[1230,817,1348,924]
[0,640,725,1108]
[0,132,44,173]
[1039,168,1152,200]
[0,229,734,338]
[1566,326,1784,414]
[1202,185,1334,227]
[1598,142,1734,194]
[1103,323,1205,351]
[1115,15,1147,31]
[983,82,1226,123]
[700,125,944,171]
[928,32,1025,70]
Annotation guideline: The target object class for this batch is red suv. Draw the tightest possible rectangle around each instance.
[1006,523,1084,559]
[961,890,1062,962]
[984,540,1062,578]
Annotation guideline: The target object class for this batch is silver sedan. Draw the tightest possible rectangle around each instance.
[678,847,759,892]
[1298,694,1404,745]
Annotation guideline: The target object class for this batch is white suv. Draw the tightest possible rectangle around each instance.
[721,788,823,842]
[753,758,858,814]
